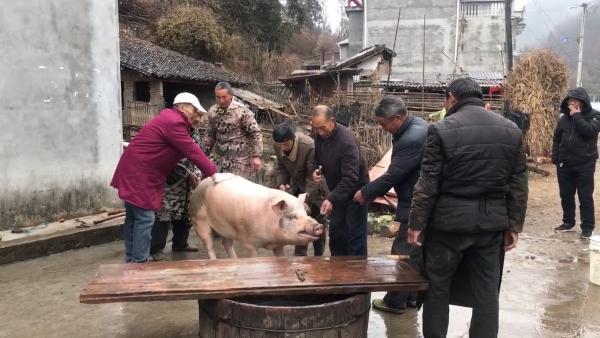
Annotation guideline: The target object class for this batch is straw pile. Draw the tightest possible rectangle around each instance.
[505,50,569,158]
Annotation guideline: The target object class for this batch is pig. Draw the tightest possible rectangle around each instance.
[188,173,324,259]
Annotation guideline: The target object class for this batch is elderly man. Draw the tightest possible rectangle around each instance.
[311,105,369,256]
[150,125,208,261]
[205,82,263,179]
[353,96,428,314]
[111,92,216,263]
[552,87,600,239]
[407,78,528,337]
[273,122,327,256]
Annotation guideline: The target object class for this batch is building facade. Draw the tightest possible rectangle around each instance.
[342,0,524,79]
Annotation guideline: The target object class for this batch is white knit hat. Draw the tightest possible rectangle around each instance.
[173,92,206,113]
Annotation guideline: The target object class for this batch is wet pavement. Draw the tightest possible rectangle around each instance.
[1,168,600,337]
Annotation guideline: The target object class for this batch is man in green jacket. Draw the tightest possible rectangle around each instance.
[273,122,327,256]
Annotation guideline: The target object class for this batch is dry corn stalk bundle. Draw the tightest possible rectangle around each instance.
[505,50,569,157]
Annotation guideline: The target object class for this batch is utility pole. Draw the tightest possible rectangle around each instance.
[576,3,588,87]
[504,0,513,71]
[453,0,461,73]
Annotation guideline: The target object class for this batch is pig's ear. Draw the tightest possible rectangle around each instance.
[271,199,287,214]
[298,193,308,204]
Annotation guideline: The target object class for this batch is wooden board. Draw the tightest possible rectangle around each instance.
[80,256,428,304]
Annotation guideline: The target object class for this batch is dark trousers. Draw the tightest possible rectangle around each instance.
[557,161,596,231]
[329,201,368,256]
[423,230,503,338]
[150,219,192,255]
[383,223,422,309]
[294,203,327,256]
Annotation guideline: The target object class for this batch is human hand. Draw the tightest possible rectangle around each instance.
[353,190,366,205]
[407,228,422,247]
[187,174,200,188]
[250,157,262,171]
[569,102,581,116]
[313,169,322,183]
[504,230,519,252]
[278,184,290,192]
[320,200,333,216]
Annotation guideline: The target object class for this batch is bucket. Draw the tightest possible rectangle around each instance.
[198,293,371,337]
[590,236,600,286]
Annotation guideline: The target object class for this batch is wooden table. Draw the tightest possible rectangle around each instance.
[81,256,428,337]
[81,256,428,303]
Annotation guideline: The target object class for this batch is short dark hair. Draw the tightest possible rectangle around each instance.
[446,78,483,100]
[375,95,408,119]
[215,81,233,94]
[272,122,296,143]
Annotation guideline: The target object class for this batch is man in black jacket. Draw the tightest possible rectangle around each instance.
[353,95,428,313]
[407,78,528,338]
[311,105,370,256]
[552,87,600,239]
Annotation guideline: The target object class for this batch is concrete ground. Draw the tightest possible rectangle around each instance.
[1,165,600,337]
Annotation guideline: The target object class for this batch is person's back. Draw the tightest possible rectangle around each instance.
[408,78,527,338]
[429,103,524,233]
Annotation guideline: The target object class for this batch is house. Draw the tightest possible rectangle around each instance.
[279,45,394,103]
[119,35,249,135]
[343,0,525,78]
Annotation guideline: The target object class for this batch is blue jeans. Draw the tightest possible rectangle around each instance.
[123,202,155,263]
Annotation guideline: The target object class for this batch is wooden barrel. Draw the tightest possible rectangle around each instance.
[198,293,371,338]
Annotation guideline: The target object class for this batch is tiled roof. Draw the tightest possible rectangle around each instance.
[381,71,504,88]
[120,35,249,85]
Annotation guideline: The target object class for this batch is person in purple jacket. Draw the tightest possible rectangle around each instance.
[111,92,217,263]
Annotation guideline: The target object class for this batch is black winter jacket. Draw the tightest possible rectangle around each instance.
[360,115,428,223]
[408,98,528,233]
[552,87,600,166]
[314,123,370,205]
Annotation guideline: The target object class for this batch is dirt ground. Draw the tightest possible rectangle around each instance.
[0,164,599,337]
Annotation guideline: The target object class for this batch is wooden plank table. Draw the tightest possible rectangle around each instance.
[80,256,428,304]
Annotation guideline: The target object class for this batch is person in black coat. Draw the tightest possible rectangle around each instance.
[407,78,528,338]
[353,95,428,313]
[552,87,600,238]
[311,105,370,256]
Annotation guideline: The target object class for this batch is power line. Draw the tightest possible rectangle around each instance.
[531,0,565,46]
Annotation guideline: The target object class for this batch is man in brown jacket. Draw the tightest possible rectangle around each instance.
[273,122,327,256]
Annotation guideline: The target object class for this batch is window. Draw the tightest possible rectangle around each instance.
[134,81,150,102]
[462,1,504,17]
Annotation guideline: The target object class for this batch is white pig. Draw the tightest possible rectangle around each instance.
[188,173,324,259]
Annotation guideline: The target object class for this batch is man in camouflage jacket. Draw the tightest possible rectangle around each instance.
[150,128,207,260]
[205,82,263,180]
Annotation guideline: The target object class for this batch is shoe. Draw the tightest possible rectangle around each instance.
[172,245,199,252]
[554,223,575,232]
[151,252,169,261]
[580,229,593,239]
[372,299,404,314]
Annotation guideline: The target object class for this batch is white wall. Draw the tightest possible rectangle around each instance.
[0,0,122,229]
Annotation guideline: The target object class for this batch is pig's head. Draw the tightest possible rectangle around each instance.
[270,192,324,246]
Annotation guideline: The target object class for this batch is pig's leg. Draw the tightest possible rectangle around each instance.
[241,243,258,258]
[221,237,237,259]
[191,209,217,259]
[272,246,285,257]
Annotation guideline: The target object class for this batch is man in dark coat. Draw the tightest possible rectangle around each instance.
[353,95,428,313]
[272,122,327,256]
[552,87,600,239]
[311,105,370,256]
[407,78,528,338]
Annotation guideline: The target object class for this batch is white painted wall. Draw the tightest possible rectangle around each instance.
[0,0,121,228]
